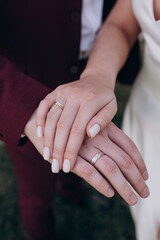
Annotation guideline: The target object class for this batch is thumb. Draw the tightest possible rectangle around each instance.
[87,99,117,138]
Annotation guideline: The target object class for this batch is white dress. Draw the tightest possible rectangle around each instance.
[122,0,160,239]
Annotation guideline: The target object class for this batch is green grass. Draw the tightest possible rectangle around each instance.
[0,83,134,240]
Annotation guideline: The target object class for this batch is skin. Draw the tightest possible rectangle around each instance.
[25,109,149,206]
[158,228,160,240]
[153,0,160,20]
[36,73,117,172]
[25,0,151,205]
[36,0,140,173]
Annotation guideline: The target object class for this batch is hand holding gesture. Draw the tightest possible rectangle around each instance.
[36,75,117,173]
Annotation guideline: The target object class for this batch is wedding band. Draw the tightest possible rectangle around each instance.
[55,101,64,110]
[91,152,104,165]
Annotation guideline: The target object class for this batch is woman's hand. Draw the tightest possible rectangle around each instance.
[36,76,117,173]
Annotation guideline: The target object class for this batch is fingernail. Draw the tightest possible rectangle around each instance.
[143,187,150,198]
[37,126,43,138]
[107,188,115,197]
[43,147,50,161]
[63,159,71,173]
[143,170,149,180]
[89,124,100,138]
[51,159,59,173]
[130,193,138,205]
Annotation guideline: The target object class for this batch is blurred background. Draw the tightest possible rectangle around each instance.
[0,83,135,240]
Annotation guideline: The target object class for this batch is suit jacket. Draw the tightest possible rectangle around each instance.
[0,0,140,147]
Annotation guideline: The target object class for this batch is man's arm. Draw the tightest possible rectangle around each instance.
[0,55,51,145]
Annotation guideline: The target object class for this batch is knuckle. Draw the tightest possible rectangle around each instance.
[134,175,145,192]
[46,111,54,123]
[127,138,137,153]
[82,166,95,179]
[123,184,133,199]
[72,124,83,135]
[44,137,52,148]
[39,98,48,109]
[113,98,118,114]
[53,147,63,156]
[96,178,107,190]
[55,85,63,92]
[109,91,116,101]
[98,114,110,127]
[105,160,117,175]
[71,87,81,97]
[121,154,133,170]
[36,114,43,125]
[134,175,143,185]
[65,148,76,159]
[84,91,96,103]
[57,120,66,131]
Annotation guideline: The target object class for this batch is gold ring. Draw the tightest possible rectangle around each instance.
[91,152,104,165]
[55,101,64,110]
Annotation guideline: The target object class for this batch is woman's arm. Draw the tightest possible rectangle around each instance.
[81,0,141,91]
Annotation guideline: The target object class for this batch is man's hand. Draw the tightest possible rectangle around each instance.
[24,109,149,206]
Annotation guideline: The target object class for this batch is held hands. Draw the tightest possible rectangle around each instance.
[36,77,117,173]
[25,109,149,206]
[75,122,149,205]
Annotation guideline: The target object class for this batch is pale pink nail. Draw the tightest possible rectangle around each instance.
[89,124,100,138]
[37,126,43,138]
[43,147,50,161]
[63,159,71,173]
[51,159,59,173]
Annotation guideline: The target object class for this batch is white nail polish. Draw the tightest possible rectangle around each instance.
[43,147,50,161]
[89,124,100,138]
[37,126,42,138]
[63,159,71,173]
[51,159,59,173]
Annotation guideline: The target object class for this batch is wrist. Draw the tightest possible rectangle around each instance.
[80,68,117,91]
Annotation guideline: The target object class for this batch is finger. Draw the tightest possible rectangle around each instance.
[107,122,149,180]
[94,138,149,199]
[93,155,139,206]
[36,92,57,137]
[63,101,101,172]
[87,96,117,138]
[72,156,115,198]
[52,100,79,172]
[43,100,65,164]
[79,144,138,205]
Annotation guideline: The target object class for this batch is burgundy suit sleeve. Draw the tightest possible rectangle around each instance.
[0,56,51,146]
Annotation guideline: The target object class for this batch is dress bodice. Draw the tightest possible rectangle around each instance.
[132,0,160,101]
[132,0,160,63]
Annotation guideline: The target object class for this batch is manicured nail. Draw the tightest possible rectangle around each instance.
[107,188,115,197]
[63,159,71,173]
[143,187,150,198]
[143,170,149,180]
[37,126,43,138]
[89,124,100,138]
[43,147,50,161]
[130,193,138,205]
[51,159,59,173]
